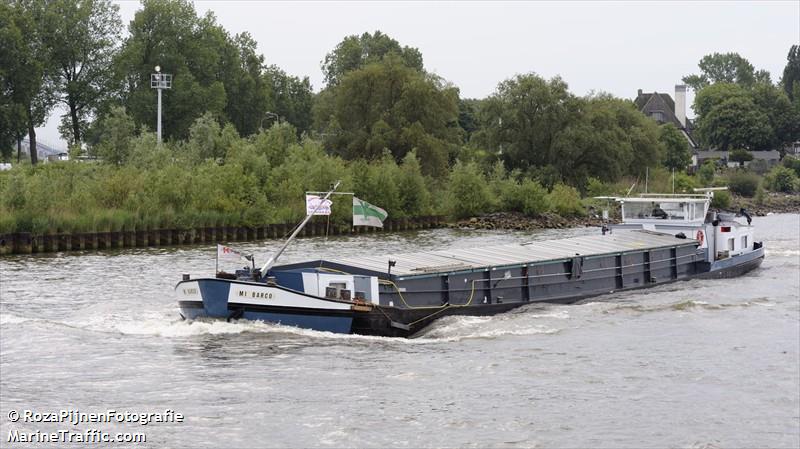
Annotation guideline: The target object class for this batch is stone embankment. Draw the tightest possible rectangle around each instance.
[733,193,800,216]
[450,211,613,231]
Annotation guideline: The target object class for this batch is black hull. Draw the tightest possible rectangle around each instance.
[352,251,764,338]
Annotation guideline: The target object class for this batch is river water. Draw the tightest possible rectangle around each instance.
[1,214,798,448]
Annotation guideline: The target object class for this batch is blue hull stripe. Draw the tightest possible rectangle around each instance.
[180,304,353,334]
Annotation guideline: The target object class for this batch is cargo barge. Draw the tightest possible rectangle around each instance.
[176,188,764,337]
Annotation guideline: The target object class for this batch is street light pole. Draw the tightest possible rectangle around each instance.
[150,66,172,143]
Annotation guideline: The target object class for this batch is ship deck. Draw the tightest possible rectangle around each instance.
[274,230,699,278]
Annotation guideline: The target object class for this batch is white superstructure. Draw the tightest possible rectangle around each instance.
[602,190,756,262]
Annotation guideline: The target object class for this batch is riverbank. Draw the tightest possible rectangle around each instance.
[450,194,800,232]
[732,192,800,215]
[0,216,446,256]
[450,211,610,231]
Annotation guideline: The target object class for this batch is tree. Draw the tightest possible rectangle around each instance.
[782,45,800,101]
[264,65,314,135]
[549,95,662,186]
[749,82,799,150]
[659,123,691,171]
[41,0,122,146]
[314,53,459,177]
[93,105,135,164]
[457,98,481,143]
[683,52,757,91]
[447,160,491,218]
[693,83,771,150]
[0,0,57,165]
[321,31,423,86]
[113,0,232,140]
[479,73,576,171]
[222,32,273,137]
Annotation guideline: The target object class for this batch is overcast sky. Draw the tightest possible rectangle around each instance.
[36,0,800,149]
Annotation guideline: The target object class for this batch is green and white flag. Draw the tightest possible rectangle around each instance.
[353,197,388,227]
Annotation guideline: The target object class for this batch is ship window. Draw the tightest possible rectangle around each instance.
[624,202,656,219]
[692,203,706,220]
[742,236,748,249]
[728,238,735,251]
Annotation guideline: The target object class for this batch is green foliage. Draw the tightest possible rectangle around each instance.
[659,123,691,170]
[683,52,757,90]
[397,151,431,216]
[693,84,771,151]
[480,80,661,186]
[585,177,613,197]
[42,0,122,145]
[711,190,731,209]
[782,45,799,101]
[547,184,584,217]
[764,165,799,193]
[321,31,423,86]
[1,0,57,164]
[479,73,575,171]
[698,160,716,186]
[447,161,491,219]
[518,179,548,217]
[264,65,314,135]
[314,52,460,177]
[673,172,697,193]
[754,185,766,205]
[782,156,800,177]
[93,106,136,164]
[726,171,760,197]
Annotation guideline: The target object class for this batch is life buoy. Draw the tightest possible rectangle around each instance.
[696,230,704,246]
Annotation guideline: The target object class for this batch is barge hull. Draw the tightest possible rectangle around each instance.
[352,249,764,337]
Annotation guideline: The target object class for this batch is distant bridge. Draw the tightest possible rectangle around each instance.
[18,138,67,161]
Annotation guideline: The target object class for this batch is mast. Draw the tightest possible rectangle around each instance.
[260,181,341,274]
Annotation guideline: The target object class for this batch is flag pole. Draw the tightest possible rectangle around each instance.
[260,181,341,274]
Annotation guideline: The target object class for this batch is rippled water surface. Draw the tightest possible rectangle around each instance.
[1,214,798,448]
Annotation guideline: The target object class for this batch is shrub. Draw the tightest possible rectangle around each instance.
[697,160,716,186]
[710,190,731,209]
[727,171,760,197]
[764,166,799,193]
[754,186,766,205]
[585,177,613,197]
[448,161,491,218]
[782,156,800,177]
[673,172,696,193]
[519,179,548,217]
[547,184,584,217]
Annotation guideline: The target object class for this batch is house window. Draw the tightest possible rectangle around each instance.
[650,111,664,122]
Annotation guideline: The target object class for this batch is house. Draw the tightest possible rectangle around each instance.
[695,150,782,169]
[634,85,698,149]
[785,141,800,157]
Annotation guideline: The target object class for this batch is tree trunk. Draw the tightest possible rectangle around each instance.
[27,109,38,165]
[69,97,81,144]
[16,136,21,163]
